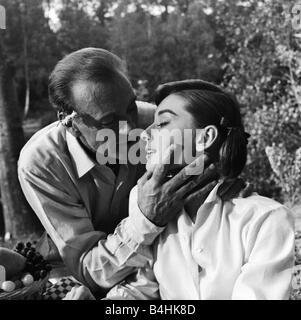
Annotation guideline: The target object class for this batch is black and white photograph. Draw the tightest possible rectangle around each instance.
[0,0,301,306]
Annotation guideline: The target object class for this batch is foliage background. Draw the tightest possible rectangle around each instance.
[0,0,301,299]
[0,0,300,208]
[0,1,300,218]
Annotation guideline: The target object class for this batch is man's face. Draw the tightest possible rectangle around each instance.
[70,72,138,158]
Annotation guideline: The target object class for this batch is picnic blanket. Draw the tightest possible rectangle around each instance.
[42,277,81,300]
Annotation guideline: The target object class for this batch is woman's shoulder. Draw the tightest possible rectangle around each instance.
[231,194,294,227]
[233,193,283,210]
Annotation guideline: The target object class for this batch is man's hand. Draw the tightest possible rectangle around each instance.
[137,147,219,227]
[63,285,96,300]
[217,178,254,201]
[138,145,254,227]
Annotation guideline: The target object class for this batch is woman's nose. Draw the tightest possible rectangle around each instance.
[140,123,154,142]
[140,130,150,142]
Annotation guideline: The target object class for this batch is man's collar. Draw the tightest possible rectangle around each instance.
[66,130,96,178]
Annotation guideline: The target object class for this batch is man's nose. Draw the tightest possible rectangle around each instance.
[119,120,134,136]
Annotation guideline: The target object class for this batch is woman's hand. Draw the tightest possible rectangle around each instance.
[63,285,96,300]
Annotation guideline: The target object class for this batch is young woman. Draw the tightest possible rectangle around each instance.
[68,80,295,300]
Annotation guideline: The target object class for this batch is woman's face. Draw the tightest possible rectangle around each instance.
[144,94,200,172]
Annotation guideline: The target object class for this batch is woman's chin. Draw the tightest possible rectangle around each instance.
[146,162,156,173]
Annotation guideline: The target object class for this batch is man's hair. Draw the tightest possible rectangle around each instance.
[48,47,127,115]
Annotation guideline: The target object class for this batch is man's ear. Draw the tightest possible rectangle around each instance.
[67,121,81,138]
[195,125,218,152]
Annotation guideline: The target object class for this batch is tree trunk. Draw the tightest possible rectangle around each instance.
[21,1,30,120]
[162,4,169,22]
[0,63,42,240]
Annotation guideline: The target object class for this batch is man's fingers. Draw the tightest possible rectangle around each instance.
[166,154,212,190]
[183,153,211,176]
[176,165,219,197]
[151,163,169,184]
[168,159,217,193]
[138,170,152,186]
[152,144,176,183]
[184,180,217,204]
[217,179,235,198]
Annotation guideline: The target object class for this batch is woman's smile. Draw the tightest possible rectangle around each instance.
[146,148,156,158]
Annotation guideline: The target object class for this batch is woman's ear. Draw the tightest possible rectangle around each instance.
[195,125,218,152]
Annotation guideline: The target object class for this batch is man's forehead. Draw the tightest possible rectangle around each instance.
[72,80,108,116]
[71,79,135,123]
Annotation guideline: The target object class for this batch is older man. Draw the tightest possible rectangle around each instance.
[18,48,247,295]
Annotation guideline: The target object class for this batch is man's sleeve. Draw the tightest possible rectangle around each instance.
[18,166,164,293]
[104,264,160,300]
[232,206,295,300]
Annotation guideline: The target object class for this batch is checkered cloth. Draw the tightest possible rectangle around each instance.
[42,277,81,300]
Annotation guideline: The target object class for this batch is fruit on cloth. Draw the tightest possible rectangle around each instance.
[15,242,52,280]
[1,281,16,292]
[14,280,23,289]
[21,274,34,286]
[0,248,26,279]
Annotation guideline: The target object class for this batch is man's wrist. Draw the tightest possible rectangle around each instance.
[125,186,165,246]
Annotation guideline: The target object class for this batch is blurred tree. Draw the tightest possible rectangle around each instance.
[210,0,301,203]
[55,0,110,55]
[109,0,222,95]
[95,0,115,27]
[0,44,42,239]
[1,0,59,118]
[0,0,299,209]
[19,1,30,119]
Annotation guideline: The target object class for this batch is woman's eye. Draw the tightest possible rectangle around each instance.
[156,121,169,128]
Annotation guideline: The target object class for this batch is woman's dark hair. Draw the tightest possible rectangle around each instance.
[154,80,249,179]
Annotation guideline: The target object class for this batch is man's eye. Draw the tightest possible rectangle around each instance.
[101,117,117,127]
